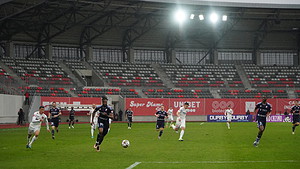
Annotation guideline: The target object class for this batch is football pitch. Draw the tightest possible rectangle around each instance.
[0,122,299,169]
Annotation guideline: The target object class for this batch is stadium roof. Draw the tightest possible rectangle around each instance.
[0,0,300,50]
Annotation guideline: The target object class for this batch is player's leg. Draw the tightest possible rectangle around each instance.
[292,122,299,134]
[179,121,186,141]
[51,123,55,139]
[55,121,59,133]
[72,119,75,128]
[108,119,111,133]
[95,122,108,151]
[26,128,33,148]
[28,130,40,148]
[253,121,265,147]
[69,119,71,128]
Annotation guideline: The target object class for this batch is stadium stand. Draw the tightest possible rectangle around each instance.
[1,58,74,86]
[243,64,300,88]
[218,89,289,98]
[160,64,244,88]
[65,60,87,71]
[72,87,140,98]
[143,88,213,98]
[19,86,71,97]
[89,62,164,87]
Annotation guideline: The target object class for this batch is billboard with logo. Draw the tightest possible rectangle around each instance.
[125,98,299,116]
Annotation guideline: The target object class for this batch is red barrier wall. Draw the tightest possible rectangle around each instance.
[125,98,296,116]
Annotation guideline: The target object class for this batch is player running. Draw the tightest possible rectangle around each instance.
[126,108,133,129]
[92,96,113,152]
[26,106,50,149]
[155,105,168,139]
[225,105,233,129]
[48,102,62,139]
[291,100,300,134]
[88,104,97,138]
[171,102,189,141]
[253,98,272,147]
[68,107,75,129]
[166,106,174,127]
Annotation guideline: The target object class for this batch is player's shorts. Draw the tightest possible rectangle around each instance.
[69,116,74,121]
[256,118,266,128]
[98,120,109,129]
[168,115,174,121]
[226,115,232,122]
[98,120,109,136]
[50,119,59,127]
[156,120,165,129]
[127,117,132,123]
[28,123,41,135]
[292,115,300,124]
[175,118,186,128]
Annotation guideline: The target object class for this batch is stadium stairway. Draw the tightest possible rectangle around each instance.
[58,62,85,87]
[83,61,108,87]
[0,60,26,86]
[235,65,252,89]
[152,63,175,88]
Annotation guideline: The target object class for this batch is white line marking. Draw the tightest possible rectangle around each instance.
[142,160,297,164]
[126,162,141,169]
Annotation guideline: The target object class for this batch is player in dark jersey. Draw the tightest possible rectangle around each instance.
[48,102,62,139]
[126,108,133,129]
[68,107,75,129]
[92,96,113,152]
[291,100,300,134]
[155,105,168,139]
[253,98,272,147]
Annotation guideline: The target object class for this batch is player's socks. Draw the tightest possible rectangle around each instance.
[179,130,185,140]
[29,136,37,146]
[292,125,296,132]
[51,129,55,136]
[227,122,230,129]
[91,128,94,138]
[69,122,71,127]
[96,133,105,145]
[159,130,163,137]
[108,128,110,133]
[27,136,31,144]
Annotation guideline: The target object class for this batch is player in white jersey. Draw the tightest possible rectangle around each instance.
[87,104,97,138]
[224,105,233,129]
[26,106,50,149]
[171,102,189,141]
[166,107,174,127]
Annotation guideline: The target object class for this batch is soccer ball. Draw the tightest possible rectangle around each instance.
[121,140,130,148]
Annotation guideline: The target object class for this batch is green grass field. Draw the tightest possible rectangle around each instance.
[0,122,299,169]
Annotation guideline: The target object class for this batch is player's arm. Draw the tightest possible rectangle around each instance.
[44,116,50,132]
[267,106,272,116]
[31,114,40,123]
[176,109,181,121]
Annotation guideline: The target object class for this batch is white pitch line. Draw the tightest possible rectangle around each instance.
[125,160,298,168]
[126,162,141,169]
[142,160,297,164]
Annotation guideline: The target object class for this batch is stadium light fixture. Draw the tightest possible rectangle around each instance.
[174,9,187,24]
[190,14,195,20]
[222,15,228,21]
[209,13,219,23]
[199,14,204,21]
